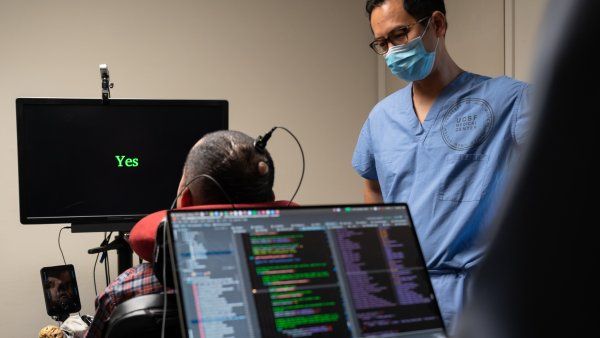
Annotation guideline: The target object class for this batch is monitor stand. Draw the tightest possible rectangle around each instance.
[71,224,134,274]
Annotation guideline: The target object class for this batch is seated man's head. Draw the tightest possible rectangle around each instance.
[175,130,275,207]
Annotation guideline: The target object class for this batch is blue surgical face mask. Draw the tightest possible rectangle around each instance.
[384,19,439,82]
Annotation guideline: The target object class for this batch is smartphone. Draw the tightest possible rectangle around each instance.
[40,264,81,318]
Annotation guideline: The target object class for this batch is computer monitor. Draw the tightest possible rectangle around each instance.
[16,98,228,226]
[167,204,447,338]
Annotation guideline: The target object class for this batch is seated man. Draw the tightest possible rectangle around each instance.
[84,130,285,338]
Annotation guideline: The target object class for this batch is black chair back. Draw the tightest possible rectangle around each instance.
[104,293,181,338]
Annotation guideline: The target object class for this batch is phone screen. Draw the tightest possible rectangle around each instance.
[40,264,81,317]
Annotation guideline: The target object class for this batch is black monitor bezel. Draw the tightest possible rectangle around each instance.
[166,203,447,337]
[16,98,228,225]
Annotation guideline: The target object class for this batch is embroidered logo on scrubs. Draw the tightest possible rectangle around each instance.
[441,98,495,150]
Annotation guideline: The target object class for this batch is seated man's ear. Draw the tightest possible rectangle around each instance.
[176,174,194,208]
[178,189,193,208]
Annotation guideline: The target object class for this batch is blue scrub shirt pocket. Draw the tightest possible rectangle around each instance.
[438,153,489,202]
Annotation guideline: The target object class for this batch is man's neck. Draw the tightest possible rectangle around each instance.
[414,57,462,99]
[412,52,462,122]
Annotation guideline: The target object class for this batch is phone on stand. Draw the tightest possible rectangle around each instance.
[40,264,81,321]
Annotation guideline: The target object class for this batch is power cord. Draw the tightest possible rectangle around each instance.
[92,252,100,297]
[58,226,71,265]
[99,232,113,287]
[92,232,112,296]
[106,246,111,285]
[104,233,109,286]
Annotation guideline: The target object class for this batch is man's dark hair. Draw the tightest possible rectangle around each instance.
[183,130,275,204]
[366,0,446,21]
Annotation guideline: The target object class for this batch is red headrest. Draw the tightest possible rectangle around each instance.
[129,201,299,262]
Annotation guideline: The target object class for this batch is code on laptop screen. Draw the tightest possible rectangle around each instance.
[169,205,446,338]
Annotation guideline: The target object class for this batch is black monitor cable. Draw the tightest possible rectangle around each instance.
[106,248,111,287]
[57,225,84,319]
[98,232,113,287]
[92,253,100,297]
[104,233,109,286]
[58,226,71,265]
[58,223,81,330]
[92,232,111,296]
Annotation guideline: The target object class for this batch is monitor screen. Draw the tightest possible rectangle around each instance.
[168,204,446,338]
[16,98,228,224]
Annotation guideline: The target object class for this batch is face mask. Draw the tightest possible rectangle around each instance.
[384,19,439,82]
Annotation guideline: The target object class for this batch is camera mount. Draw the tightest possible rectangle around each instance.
[99,64,114,103]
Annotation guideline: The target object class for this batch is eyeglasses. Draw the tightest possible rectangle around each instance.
[369,16,430,55]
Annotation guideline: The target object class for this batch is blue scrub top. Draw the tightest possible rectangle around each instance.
[352,71,530,330]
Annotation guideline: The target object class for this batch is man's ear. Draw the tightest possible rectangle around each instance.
[176,173,194,208]
[432,11,447,37]
[177,188,193,208]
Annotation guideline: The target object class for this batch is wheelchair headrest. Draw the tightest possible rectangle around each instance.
[129,201,298,262]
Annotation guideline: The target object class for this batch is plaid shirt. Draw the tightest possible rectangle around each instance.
[84,262,165,338]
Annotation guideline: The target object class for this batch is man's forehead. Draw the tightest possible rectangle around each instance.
[370,0,415,36]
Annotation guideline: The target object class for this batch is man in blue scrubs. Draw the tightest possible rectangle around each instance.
[353,0,530,331]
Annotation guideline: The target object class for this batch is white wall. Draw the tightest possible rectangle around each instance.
[0,0,375,335]
[513,0,550,81]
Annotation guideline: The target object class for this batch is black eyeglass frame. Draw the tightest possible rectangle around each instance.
[369,16,431,55]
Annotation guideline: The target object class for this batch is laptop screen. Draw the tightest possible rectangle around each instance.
[168,204,446,338]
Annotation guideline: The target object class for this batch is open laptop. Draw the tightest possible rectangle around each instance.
[167,204,447,338]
